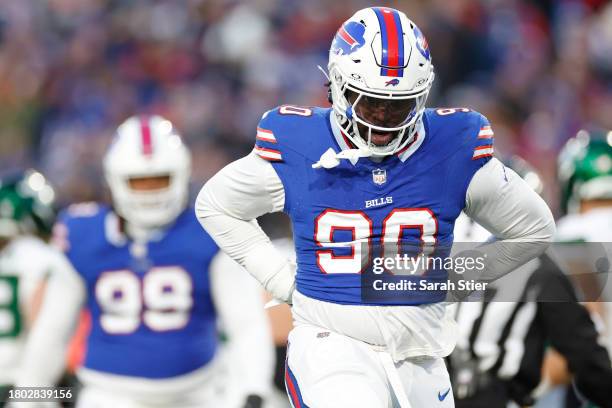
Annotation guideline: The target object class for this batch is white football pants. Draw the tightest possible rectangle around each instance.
[284,324,454,408]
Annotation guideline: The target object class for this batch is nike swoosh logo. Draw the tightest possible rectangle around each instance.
[438,388,451,401]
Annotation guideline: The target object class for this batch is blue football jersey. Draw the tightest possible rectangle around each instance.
[57,204,219,379]
[254,106,494,305]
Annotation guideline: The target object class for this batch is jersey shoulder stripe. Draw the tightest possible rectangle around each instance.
[422,108,495,167]
[473,144,494,160]
[477,125,494,139]
[256,127,277,143]
[254,145,283,162]
[253,106,331,163]
[472,116,494,161]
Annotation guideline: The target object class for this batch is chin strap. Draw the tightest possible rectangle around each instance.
[312,147,372,169]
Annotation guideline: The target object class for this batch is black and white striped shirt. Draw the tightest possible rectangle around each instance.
[451,216,612,407]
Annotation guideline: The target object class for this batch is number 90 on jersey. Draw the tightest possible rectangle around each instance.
[314,208,438,275]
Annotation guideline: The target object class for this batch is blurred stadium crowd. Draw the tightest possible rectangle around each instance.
[0,0,610,211]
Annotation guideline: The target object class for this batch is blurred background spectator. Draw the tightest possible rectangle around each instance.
[0,0,610,211]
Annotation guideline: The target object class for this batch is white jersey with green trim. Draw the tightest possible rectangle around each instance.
[556,207,612,353]
[556,208,612,242]
[0,236,59,385]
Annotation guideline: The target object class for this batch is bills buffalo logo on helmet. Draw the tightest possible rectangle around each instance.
[413,25,430,60]
[331,21,367,56]
[385,78,400,87]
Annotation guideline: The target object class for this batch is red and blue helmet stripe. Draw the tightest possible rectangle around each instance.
[139,115,153,157]
[373,7,405,78]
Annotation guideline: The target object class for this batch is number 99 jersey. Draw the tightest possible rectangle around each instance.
[54,203,219,379]
[254,106,494,305]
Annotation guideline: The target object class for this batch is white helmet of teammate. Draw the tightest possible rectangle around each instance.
[328,7,434,156]
[103,115,191,229]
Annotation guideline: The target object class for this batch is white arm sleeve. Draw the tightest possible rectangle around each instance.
[210,252,274,404]
[15,250,85,386]
[464,157,556,281]
[196,152,295,302]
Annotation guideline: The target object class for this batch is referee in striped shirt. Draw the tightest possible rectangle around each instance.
[449,158,612,408]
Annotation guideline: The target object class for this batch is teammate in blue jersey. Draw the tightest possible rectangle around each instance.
[197,7,555,408]
[19,116,274,408]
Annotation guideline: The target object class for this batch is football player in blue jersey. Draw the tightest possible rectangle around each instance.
[197,7,555,408]
[19,116,274,408]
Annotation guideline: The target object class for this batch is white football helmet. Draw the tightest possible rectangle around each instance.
[328,7,434,156]
[103,115,191,229]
